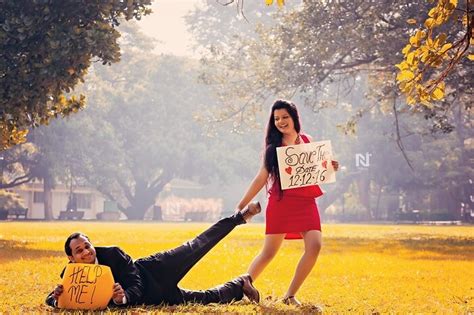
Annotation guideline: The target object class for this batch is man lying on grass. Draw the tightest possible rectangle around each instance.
[46,203,261,309]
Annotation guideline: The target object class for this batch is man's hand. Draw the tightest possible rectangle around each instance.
[112,283,126,304]
[52,284,63,301]
[331,160,339,171]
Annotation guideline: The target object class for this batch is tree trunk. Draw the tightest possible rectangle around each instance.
[455,102,472,216]
[356,173,370,218]
[124,200,152,220]
[123,187,162,220]
[375,184,383,220]
[121,174,173,220]
[43,175,54,220]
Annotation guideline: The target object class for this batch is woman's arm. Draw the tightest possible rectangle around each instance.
[236,165,269,210]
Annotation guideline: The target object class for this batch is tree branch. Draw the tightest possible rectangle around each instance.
[392,89,415,172]
[150,169,173,196]
[115,173,134,203]
[0,174,34,189]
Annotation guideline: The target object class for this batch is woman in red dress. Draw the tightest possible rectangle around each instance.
[236,100,339,306]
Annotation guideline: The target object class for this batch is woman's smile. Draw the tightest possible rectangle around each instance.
[274,108,295,134]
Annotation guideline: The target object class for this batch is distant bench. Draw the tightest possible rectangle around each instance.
[96,211,120,221]
[7,207,28,219]
[59,210,84,220]
[395,212,420,223]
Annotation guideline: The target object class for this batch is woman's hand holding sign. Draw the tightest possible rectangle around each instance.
[332,160,339,171]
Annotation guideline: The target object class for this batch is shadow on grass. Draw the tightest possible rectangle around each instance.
[324,236,474,260]
[99,299,322,314]
[16,302,322,314]
[0,239,63,263]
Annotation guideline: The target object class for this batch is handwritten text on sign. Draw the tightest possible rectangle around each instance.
[276,140,336,190]
[58,263,114,310]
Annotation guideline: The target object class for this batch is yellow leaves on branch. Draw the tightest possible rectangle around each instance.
[1,122,28,151]
[265,0,285,7]
[409,30,426,47]
[431,82,446,100]
[396,0,472,107]
[46,94,86,124]
[425,0,457,27]
[396,70,415,81]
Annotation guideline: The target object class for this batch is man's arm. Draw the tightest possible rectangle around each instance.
[112,247,144,305]
[45,284,63,307]
[45,292,56,307]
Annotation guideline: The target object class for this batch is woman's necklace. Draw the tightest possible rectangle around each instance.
[284,134,301,146]
[295,134,301,144]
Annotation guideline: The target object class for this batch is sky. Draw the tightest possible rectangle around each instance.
[138,0,204,57]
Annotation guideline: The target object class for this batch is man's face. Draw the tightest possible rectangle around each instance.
[68,235,97,264]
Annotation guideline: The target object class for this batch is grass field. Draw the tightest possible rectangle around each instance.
[0,221,473,313]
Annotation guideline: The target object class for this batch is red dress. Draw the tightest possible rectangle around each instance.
[265,134,323,239]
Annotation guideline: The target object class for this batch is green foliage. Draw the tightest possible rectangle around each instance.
[190,1,470,133]
[0,143,39,189]
[0,0,152,150]
[342,183,368,215]
[0,189,25,211]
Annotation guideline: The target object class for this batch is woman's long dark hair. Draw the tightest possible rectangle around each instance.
[264,100,301,193]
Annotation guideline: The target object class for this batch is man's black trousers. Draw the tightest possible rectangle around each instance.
[136,212,248,305]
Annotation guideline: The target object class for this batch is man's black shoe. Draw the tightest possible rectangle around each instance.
[241,274,260,303]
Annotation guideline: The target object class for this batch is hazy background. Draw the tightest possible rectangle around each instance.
[2,0,471,223]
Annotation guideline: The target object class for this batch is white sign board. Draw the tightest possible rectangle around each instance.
[276,140,336,190]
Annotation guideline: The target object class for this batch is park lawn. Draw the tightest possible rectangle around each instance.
[0,222,473,313]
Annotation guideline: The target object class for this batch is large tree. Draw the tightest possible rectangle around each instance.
[189,0,471,132]
[0,0,152,150]
[57,48,253,219]
[5,23,263,220]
